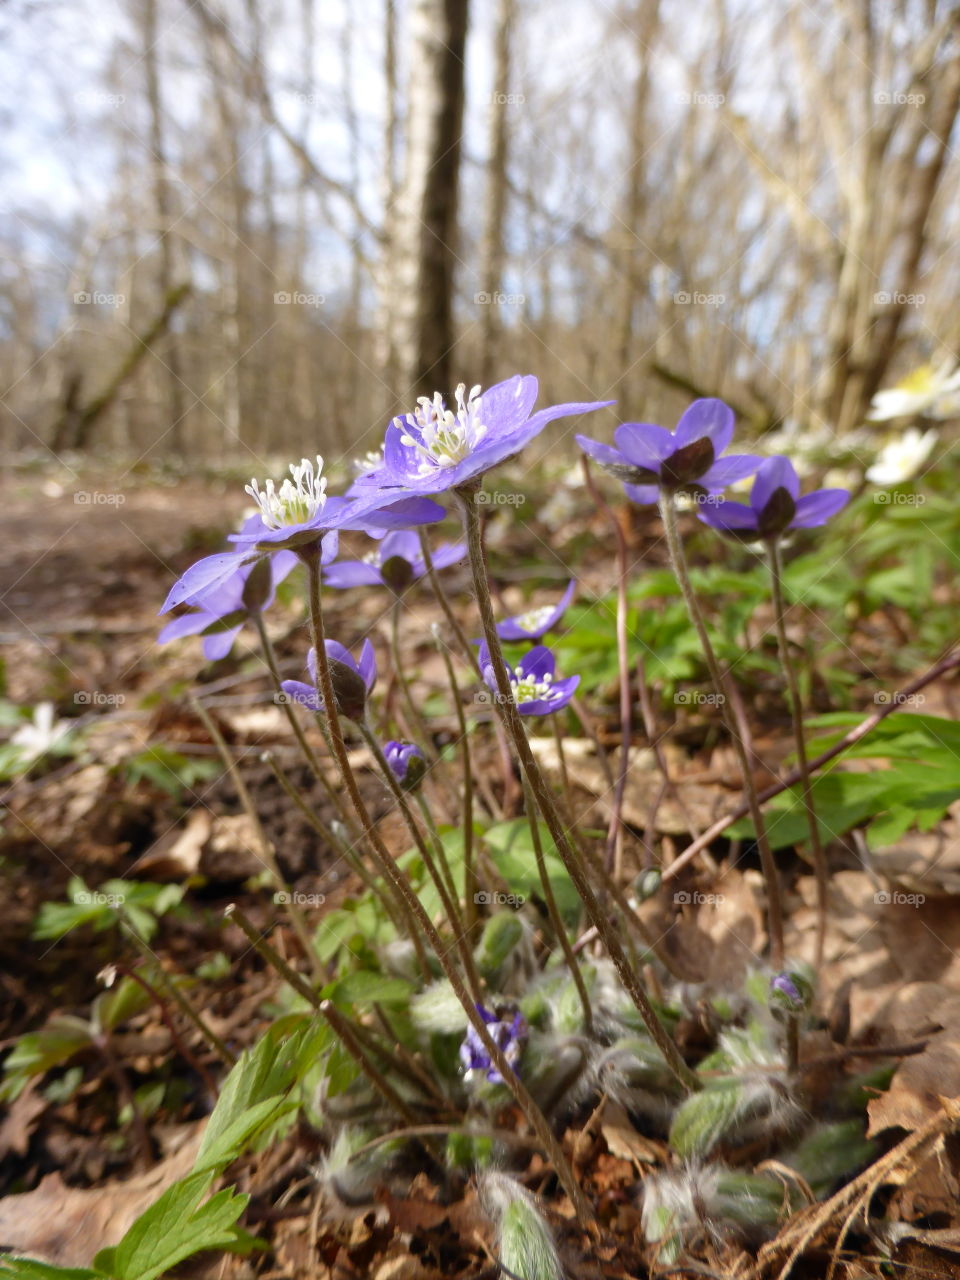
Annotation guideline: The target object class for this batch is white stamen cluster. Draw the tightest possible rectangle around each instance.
[511,663,558,704]
[246,456,327,529]
[353,447,383,476]
[515,604,555,634]
[396,383,487,474]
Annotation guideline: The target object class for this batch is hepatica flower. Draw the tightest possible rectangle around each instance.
[281,639,377,722]
[158,517,299,658]
[352,376,613,496]
[698,456,849,541]
[459,1004,527,1084]
[496,581,575,642]
[233,455,445,551]
[323,530,464,593]
[577,398,760,504]
[478,642,579,716]
[384,740,427,791]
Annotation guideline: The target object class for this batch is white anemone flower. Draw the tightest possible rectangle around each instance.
[867,361,960,422]
[11,703,72,764]
[866,428,938,485]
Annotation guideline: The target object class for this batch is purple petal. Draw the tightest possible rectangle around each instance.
[623,483,660,505]
[752,456,800,512]
[790,489,850,528]
[698,500,760,532]
[353,495,446,530]
[519,675,580,717]
[202,625,243,661]
[159,552,250,613]
[699,453,762,490]
[673,399,736,454]
[614,423,674,469]
[516,646,556,681]
[281,680,321,712]
[476,375,540,434]
[324,639,355,671]
[320,531,340,565]
[576,435,625,468]
[427,541,466,572]
[380,529,420,562]
[157,611,211,644]
[357,639,377,690]
[322,560,385,589]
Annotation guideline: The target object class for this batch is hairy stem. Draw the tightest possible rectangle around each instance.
[659,496,784,969]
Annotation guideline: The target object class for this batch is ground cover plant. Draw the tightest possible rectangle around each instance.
[1,373,959,1280]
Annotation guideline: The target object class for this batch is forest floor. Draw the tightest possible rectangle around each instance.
[1,462,960,1279]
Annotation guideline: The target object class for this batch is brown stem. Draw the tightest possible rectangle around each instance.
[659,496,784,969]
[768,538,827,967]
[456,485,699,1095]
[299,545,595,1225]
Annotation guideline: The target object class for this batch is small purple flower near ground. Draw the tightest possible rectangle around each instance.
[383,740,427,790]
[281,639,377,721]
[495,581,576,642]
[459,1004,527,1084]
[477,642,579,716]
[351,376,613,497]
[577,398,760,504]
[698,455,849,540]
[323,529,465,593]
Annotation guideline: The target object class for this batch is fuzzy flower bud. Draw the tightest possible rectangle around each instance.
[480,1172,563,1280]
[383,740,427,791]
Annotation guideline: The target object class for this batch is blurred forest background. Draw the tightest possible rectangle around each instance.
[1,0,959,467]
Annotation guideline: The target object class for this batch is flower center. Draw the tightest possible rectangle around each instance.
[515,605,555,633]
[246,457,327,529]
[396,383,487,474]
[511,665,557,704]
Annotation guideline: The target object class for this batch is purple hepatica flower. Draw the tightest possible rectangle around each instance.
[577,397,760,504]
[384,740,427,791]
[323,529,465,593]
[459,1004,527,1085]
[496,580,576,642]
[229,455,444,552]
[158,513,312,623]
[698,455,849,541]
[477,641,579,716]
[281,639,377,721]
[351,376,613,496]
[158,541,297,660]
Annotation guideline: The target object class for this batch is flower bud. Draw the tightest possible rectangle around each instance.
[383,740,427,791]
[769,965,814,1018]
[634,867,662,901]
[474,911,524,983]
[480,1172,563,1280]
[327,658,370,721]
[379,553,416,594]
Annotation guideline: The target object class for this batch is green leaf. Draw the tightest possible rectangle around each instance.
[0,1261,101,1280]
[97,1173,251,1280]
[326,971,413,1008]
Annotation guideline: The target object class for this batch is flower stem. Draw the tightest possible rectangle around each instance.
[767,537,827,967]
[192,698,324,979]
[520,768,593,1033]
[299,545,593,1224]
[658,496,784,969]
[456,485,699,1094]
[389,596,436,756]
[434,625,479,933]
[358,719,483,1002]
